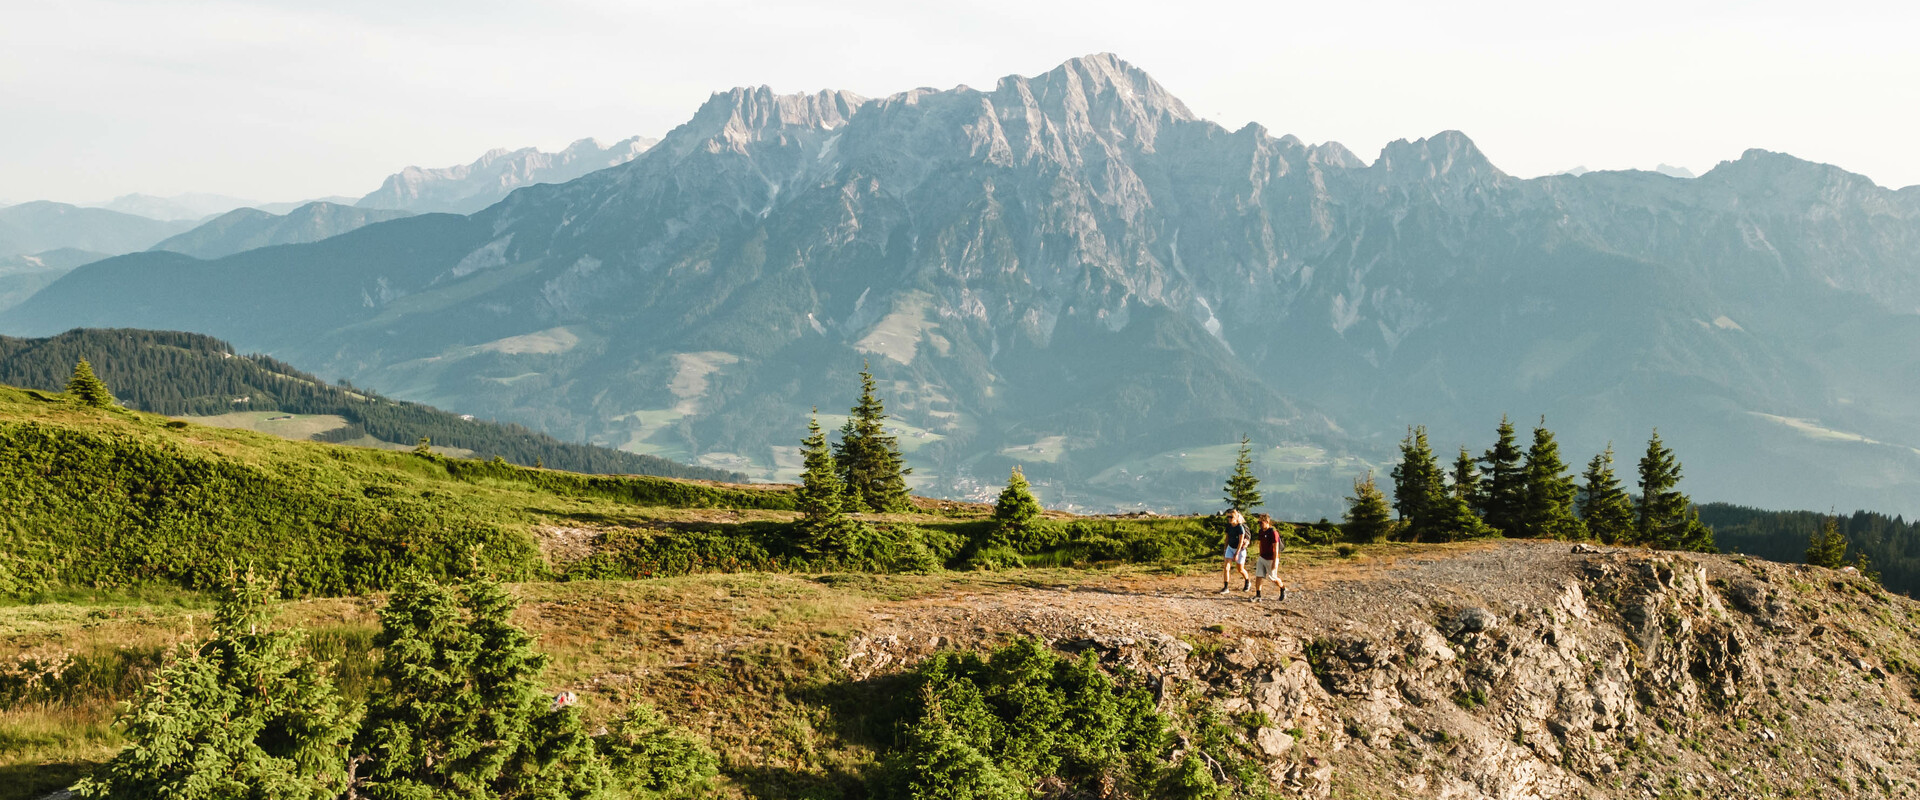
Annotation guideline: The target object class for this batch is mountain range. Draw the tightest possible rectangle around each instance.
[9,53,1920,516]
[354,136,660,214]
[148,202,415,260]
[0,201,195,257]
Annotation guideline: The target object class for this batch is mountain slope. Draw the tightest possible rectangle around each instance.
[0,248,106,313]
[12,54,1920,515]
[148,201,415,259]
[355,136,660,214]
[87,192,256,221]
[0,328,746,481]
[0,380,792,600]
[0,201,194,256]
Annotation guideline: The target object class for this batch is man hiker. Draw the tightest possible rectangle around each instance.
[1251,513,1287,602]
[1218,508,1252,594]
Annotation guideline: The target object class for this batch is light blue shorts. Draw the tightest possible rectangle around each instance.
[1223,546,1247,564]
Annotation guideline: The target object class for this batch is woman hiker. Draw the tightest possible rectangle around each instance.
[1218,508,1253,594]
[1251,513,1288,602]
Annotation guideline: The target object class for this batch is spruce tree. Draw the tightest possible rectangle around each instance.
[1478,416,1527,535]
[1222,435,1263,513]
[66,358,115,408]
[796,412,871,561]
[797,412,847,522]
[1451,446,1482,506]
[76,575,354,800]
[1634,430,1717,552]
[1576,446,1635,544]
[835,366,913,512]
[1342,472,1395,544]
[1390,427,1443,526]
[991,466,1043,547]
[1430,488,1495,542]
[1518,419,1585,540]
[1805,517,1848,568]
[354,576,605,800]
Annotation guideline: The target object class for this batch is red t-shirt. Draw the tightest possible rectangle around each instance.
[1256,526,1280,560]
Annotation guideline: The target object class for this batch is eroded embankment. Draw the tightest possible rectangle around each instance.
[842,542,1920,799]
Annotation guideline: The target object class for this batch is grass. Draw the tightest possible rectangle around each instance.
[0,566,1170,800]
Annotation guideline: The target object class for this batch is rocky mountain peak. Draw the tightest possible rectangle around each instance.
[680,86,866,150]
[1701,149,1911,216]
[1373,130,1503,182]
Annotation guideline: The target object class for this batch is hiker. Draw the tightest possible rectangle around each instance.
[1218,508,1252,594]
[1251,513,1287,602]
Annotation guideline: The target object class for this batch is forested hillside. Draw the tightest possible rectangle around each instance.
[1703,502,1920,595]
[0,328,745,481]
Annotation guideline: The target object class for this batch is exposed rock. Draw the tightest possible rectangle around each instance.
[1255,726,1295,757]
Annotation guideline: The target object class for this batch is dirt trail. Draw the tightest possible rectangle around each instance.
[847,541,1574,669]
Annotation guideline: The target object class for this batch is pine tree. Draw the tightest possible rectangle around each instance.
[1805,517,1848,568]
[1634,430,1717,552]
[76,575,354,800]
[991,466,1043,547]
[835,366,913,512]
[1478,416,1527,535]
[354,576,605,800]
[1518,419,1585,540]
[1451,446,1482,506]
[796,412,847,522]
[1222,435,1263,513]
[1390,427,1443,526]
[66,358,115,408]
[797,412,871,561]
[1430,489,1495,542]
[1342,472,1395,544]
[1577,446,1635,544]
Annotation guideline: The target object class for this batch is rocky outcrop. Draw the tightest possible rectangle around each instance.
[842,544,1920,798]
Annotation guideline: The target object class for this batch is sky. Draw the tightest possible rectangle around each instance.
[4,0,1918,205]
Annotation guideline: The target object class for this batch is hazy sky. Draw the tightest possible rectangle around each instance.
[5,0,1917,204]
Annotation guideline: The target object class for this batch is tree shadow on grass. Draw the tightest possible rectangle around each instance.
[0,761,90,800]
[724,764,870,800]
[720,671,918,800]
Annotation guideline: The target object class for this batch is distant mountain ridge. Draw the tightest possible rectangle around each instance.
[86,192,257,221]
[355,136,660,214]
[12,54,1920,515]
[0,328,746,481]
[0,201,195,256]
[149,202,415,260]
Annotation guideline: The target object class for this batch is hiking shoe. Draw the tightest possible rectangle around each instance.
[1240,580,1251,592]
[1252,594,1263,603]
[1215,586,1231,595]
[1278,587,1289,601]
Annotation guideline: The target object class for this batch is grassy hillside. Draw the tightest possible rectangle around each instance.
[0,383,797,598]
[0,380,1237,602]
[0,328,747,481]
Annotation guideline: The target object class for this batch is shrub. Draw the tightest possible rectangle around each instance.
[598,703,720,797]
[877,638,1176,798]
[74,577,355,800]
[353,576,605,799]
